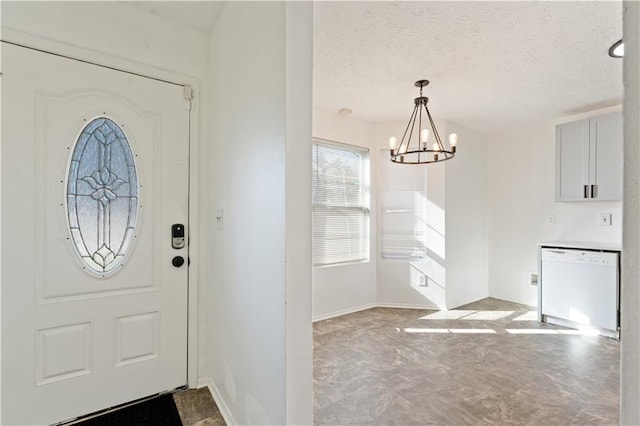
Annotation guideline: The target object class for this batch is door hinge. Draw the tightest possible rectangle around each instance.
[183,85,194,111]
[182,85,194,101]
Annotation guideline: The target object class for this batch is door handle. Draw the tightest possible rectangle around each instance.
[591,184,596,198]
[172,256,185,267]
[584,185,588,199]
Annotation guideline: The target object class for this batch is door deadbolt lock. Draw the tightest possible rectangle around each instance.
[172,224,185,249]
[172,256,185,267]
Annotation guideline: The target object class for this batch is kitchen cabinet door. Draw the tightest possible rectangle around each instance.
[590,112,623,200]
[555,111,622,202]
[556,118,590,201]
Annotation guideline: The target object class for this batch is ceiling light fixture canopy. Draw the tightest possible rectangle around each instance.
[609,39,624,58]
[389,80,457,164]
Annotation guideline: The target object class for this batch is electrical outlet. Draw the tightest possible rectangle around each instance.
[547,214,556,225]
[529,273,538,286]
[600,213,612,227]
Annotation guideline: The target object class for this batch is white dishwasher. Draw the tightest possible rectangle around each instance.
[540,248,619,335]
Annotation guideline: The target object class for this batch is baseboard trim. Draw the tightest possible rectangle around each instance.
[376,302,440,310]
[312,303,376,322]
[198,377,237,426]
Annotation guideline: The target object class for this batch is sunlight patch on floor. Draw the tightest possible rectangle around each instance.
[420,310,515,321]
[400,327,497,334]
[463,311,514,320]
[506,328,600,336]
[419,310,477,320]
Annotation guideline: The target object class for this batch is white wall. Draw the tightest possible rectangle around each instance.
[373,121,445,309]
[444,121,490,309]
[311,108,378,320]
[284,3,313,423]
[622,0,640,422]
[205,2,312,424]
[488,107,622,307]
[487,123,555,306]
[1,2,208,80]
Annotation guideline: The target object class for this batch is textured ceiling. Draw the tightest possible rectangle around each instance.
[313,1,623,134]
[124,1,623,135]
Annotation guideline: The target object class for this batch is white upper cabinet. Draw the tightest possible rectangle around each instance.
[556,118,590,201]
[556,111,622,201]
[590,112,623,200]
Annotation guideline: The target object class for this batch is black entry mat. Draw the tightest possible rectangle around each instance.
[74,393,182,426]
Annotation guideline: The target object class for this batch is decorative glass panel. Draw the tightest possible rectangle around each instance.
[66,117,138,275]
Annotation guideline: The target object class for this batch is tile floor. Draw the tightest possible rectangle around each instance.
[173,388,226,426]
[313,298,620,425]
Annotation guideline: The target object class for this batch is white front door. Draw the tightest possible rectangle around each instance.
[2,43,190,425]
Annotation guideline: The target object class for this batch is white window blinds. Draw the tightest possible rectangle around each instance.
[381,150,428,260]
[312,139,370,266]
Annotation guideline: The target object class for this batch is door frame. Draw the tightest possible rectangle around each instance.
[1,28,202,389]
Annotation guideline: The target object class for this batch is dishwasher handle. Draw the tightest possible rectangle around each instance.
[544,249,566,254]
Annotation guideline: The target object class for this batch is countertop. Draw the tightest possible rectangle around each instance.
[538,240,622,251]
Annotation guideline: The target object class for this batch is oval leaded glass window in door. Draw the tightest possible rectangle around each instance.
[66,117,139,275]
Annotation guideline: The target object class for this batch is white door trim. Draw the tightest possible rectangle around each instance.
[0,31,202,389]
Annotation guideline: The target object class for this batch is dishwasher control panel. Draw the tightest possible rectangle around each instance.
[541,249,618,267]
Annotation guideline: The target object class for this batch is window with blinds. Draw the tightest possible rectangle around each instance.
[380,150,428,260]
[312,139,370,267]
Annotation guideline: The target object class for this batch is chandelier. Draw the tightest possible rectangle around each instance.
[389,80,457,164]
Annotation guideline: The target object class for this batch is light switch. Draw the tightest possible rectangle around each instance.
[216,208,224,230]
[418,275,427,287]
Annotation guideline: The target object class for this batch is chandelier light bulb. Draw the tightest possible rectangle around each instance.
[449,133,458,147]
[432,142,440,152]
[421,129,430,143]
[421,129,430,150]
[389,136,398,150]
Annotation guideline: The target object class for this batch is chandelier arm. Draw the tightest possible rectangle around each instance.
[407,103,419,155]
[424,105,444,150]
[399,105,419,154]
[418,99,423,164]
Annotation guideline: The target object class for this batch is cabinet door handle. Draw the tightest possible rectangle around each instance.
[591,184,596,198]
[584,185,588,199]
